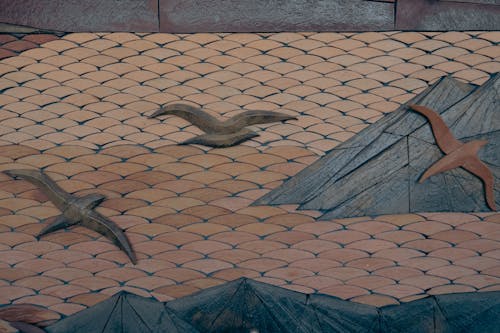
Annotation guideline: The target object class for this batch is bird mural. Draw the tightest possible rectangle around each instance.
[409,104,496,211]
[4,169,137,264]
[149,103,297,147]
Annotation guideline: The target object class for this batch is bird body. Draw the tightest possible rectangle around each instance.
[409,104,496,211]
[150,103,296,147]
[4,169,137,264]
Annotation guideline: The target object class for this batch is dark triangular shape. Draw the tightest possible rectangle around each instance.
[167,278,380,333]
[255,74,499,219]
[45,292,198,333]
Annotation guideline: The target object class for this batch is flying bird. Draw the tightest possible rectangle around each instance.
[149,103,297,147]
[4,169,137,264]
[409,104,496,211]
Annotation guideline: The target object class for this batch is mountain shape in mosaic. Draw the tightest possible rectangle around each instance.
[42,278,500,333]
[255,74,499,219]
[4,169,137,264]
[149,103,296,147]
[46,292,199,333]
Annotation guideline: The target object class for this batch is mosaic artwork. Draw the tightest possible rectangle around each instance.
[0,0,499,331]
[258,75,499,218]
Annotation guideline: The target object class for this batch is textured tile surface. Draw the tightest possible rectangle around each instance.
[0,31,499,316]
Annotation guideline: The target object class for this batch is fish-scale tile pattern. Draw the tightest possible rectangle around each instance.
[0,143,499,313]
[0,34,60,61]
[0,31,499,314]
[0,32,498,155]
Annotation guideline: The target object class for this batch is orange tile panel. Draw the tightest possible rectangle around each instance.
[0,31,499,314]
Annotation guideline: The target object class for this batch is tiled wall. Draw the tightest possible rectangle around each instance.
[0,31,498,319]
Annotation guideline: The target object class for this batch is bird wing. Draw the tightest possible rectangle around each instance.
[83,210,137,264]
[224,110,297,132]
[180,129,259,148]
[419,153,465,183]
[4,169,72,211]
[462,158,497,211]
[409,104,463,154]
[149,103,223,134]
[38,215,75,237]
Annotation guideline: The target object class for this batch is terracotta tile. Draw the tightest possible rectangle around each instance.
[377,231,424,245]
[431,230,479,244]
[182,259,232,274]
[351,294,398,307]
[47,303,86,316]
[289,238,337,253]
[458,221,499,238]
[454,256,498,271]
[315,246,366,263]
[238,258,286,272]
[373,284,423,300]
[212,268,260,281]
[69,276,118,291]
[348,257,395,272]
[481,265,500,278]
[153,284,199,299]
[375,266,423,281]
[15,259,64,273]
[181,240,231,255]
[233,240,283,255]
[13,294,62,308]
[451,38,491,53]
[428,284,475,295]
[429,247,478,262]
[155,267,205,283]
[428,264,479,282]
[3,40,37,52]
[403,221,451,236]
[184,278,226,291]
[398,274,449,291]
[208,249,258,264]
[320,284,369,300]
[458,239,498,254]
[0,268,37,282]
[0,286,36,303]
[423,212,480,225]
[402,239,451,253]
[0,250,36,266]
[0,35,17,44]
[151,249,203,265]
[348,275,395,290]
[289,258,341,273]
[264,267,313,283]
[398,257,449,273]
[126,276,174,291]
[346,239,395,253]
[67,293,108,308]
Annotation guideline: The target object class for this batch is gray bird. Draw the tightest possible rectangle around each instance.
[149,103,297,147]
[4,169,137,264]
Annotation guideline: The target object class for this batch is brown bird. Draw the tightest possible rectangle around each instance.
[4,169,137,264]
[149,103,296,147]
[409,104,496,211]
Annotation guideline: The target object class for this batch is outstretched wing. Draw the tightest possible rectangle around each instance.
[38,215,76,237]
[149,103,222,134]
[83,210,137,264]
[225,110,297,132]
[181,129,259,148]
[409,104,463,154]
[463,158,497,211]
[4,169,72,211]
